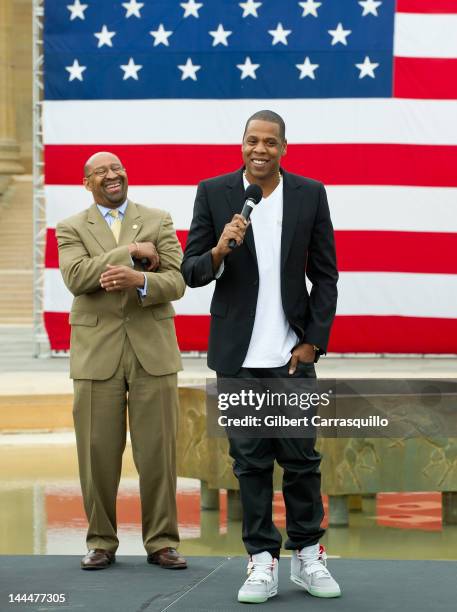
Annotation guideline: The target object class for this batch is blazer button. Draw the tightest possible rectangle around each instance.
[250,310,255,317]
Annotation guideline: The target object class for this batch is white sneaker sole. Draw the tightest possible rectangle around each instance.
[237,587,278,604]
[290,574,341,598]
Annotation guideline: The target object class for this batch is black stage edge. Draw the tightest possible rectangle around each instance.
[0,556,455,612]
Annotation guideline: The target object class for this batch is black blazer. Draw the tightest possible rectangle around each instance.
[181,168,338,375]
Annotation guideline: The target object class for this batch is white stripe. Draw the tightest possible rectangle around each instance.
[394,13,457,59]
[337,272,457,318]
[327,186,457,232]
[46,185,457,233]
[44,269,457,319]
[174,284,212,315]
[46,185,197,228]
[42,99,457,146]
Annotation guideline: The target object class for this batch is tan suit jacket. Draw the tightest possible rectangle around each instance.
[56,200,185,380]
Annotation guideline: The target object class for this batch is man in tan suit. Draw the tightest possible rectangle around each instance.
[56,151,187,570]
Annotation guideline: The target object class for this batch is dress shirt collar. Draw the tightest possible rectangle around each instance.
[96,200,128,219]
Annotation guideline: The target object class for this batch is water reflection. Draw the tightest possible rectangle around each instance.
[0,441,456,560]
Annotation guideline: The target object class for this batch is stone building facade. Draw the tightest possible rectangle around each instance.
[0,0,33,191]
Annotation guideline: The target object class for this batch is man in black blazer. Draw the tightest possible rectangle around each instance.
[182,110,340,603]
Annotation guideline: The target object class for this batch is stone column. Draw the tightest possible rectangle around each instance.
[0,0,24,184]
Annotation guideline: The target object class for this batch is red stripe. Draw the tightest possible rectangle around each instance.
[43,312,457,353]
[45,228,457,274]
[45,228,59,268]
[334,231,457,274]
[396,0,457,13]
[44,312,70,351]
[43,312,210,352]
[45,144,240,186]
[394,57,457,100]
[175,315,210,351]
[176,230,188,252]
[44,144,457,187]
[329,316,457,353]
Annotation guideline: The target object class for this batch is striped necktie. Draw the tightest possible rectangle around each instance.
[108,209,122,243]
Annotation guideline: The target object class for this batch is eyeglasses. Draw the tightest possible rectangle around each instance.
[86,164,125,178]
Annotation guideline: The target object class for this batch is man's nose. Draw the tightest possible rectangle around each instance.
[106,167,118,179]
[253,141,267,153]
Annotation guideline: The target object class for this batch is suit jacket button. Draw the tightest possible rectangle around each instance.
[250,310,255,317]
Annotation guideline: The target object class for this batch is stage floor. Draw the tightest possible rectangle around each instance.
[0,555,455,612]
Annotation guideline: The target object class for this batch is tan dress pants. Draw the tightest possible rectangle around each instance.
[73,336,179,554]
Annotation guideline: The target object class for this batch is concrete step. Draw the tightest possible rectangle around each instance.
[0,287,32,291]
[0,237,33,242]
[0,271,33,280]
[0,394,74,431]
[0,257,33,266]
[0,307,33,313]
[0,271,33,323]
[0,178,33,323]
[0,276,32,281]
[0,294,33,300]
[0,297,33,305]
[0,224,33,230]
[0,319,33,325]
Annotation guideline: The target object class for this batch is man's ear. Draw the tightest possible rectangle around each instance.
[83,177,92,192]
[281,139,287,156]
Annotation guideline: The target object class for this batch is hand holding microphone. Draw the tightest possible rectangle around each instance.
[211,184,263,270]
[215,184,263,254]
[228,184,263,249]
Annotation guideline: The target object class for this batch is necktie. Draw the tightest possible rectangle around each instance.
[108,209,122,243]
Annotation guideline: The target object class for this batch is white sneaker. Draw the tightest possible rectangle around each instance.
[290,544,341,598]
[237,551,279,604]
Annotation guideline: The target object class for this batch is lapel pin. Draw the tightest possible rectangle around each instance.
[132,224,138,229]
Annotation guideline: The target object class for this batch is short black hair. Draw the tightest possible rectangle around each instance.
[243,110,286,141]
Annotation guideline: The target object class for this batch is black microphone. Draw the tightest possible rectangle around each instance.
[228,183,263,249]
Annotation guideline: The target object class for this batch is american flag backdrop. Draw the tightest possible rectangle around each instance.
[43,0,457,353]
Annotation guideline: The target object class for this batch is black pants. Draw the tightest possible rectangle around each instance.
[219,363,325,557]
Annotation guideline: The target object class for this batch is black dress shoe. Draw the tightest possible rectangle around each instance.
[81,549,116,570]
[147,547,187,569]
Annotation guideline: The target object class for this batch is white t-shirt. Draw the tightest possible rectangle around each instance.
[242,176,298,368]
